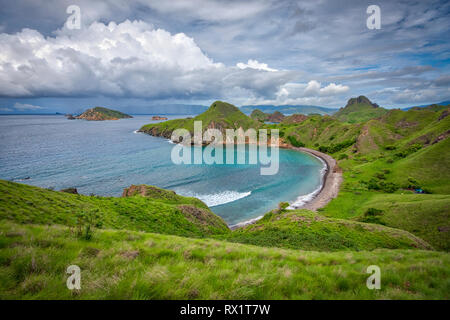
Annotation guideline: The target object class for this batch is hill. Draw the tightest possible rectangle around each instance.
[0,180,229,237]
[334,96,388,123]
[250,109,285,123]
[139,101,260,140]
[221,209,431,251]
[76,107,132,121]
[240,104,338,116]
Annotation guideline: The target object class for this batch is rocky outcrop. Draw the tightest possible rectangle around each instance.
[152,116,168,120]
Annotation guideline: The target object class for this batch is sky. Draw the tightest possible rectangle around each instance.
[0,0,449,114]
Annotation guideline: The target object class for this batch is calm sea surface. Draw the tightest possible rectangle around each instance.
[0,115,323,225]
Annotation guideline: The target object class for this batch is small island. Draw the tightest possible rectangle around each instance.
[152,116,168,120]
[76,107,132,121]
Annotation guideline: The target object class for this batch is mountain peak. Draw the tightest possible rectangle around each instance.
[346,96,378,108]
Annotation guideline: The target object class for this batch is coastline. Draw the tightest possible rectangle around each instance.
[231,146,342,229]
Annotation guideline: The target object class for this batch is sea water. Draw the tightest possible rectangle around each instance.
[0,115,324,225]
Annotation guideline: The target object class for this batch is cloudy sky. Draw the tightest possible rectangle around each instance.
[0,0,449,113]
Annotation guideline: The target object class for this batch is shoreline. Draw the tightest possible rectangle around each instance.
[231,146,342,230]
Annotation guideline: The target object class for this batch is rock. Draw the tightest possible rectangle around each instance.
[152,116,168,120]
[60,187,78,194]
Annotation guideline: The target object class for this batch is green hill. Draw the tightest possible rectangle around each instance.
[334,96,388,123]
[76,107,132,121]
[250,109,268,121]
[0,180,229,237]
[139,101,260,140]
[221,210,432,251]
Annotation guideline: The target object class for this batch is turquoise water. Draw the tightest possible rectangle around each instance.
[0,115,324,225]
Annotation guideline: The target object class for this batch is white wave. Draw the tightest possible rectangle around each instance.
[188,190,251,207]
[287,185,322,209]
[133,130,140,134]
[229,215,263,230]
[287,154,328,209]
[167,139,175,144]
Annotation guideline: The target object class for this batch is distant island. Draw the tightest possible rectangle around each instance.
[152,116,168,120]
[76,107,132,121]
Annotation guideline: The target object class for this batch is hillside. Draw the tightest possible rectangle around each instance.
[334,96,388,123]
[221,209,432,251]
[139,101,260,140]
[76,107,132,121]
[250,109,285,123]
[0,180,229,237]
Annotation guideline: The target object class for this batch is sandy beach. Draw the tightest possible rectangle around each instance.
[288,147,342,211]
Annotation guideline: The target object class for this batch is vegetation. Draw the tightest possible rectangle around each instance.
[76,107,132,121]
[1,221,448,300]
[334,96,388,123]
[1,96,449,299]
[140,101,260,139]
[221,210,431,251]
[0,180,229,237]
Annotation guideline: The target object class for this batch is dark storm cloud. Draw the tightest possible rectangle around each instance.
[0,0,448,108]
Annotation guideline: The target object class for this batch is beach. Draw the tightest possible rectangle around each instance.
[230,146,342,229]
[289,147,343,211]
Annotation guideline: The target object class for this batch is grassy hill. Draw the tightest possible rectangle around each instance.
[139,101,260,140]
[77,107,132,121]
[1,221,448,299]
[221,210,431,251]
[0,180,229,237]
[334,96,388,123]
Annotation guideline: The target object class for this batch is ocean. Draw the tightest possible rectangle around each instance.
[0,115,324,226]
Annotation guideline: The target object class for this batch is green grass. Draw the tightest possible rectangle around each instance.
[140,101,260,139]
[323,193,450,251]
[0,180,229,237]
[221,210,432,251]
[1,221,449,300]
[79,107,132,120]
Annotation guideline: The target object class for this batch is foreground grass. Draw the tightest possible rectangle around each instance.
[0,221,449,300]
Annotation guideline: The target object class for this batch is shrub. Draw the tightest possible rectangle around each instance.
[287,135,305,148]
[338,154,349,160]
[360,208,385,225]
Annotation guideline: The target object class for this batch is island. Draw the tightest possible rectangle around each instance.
[152,116,169,120]
[76,106,132,121]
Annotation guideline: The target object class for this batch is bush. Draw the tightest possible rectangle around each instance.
[287,135,305,148]
[360,208,385,225]
[318,139,356,154]
[338,154,349,160]
[395,143,422,158]
[385,145,396,150]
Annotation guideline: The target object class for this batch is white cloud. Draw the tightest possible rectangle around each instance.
[13,103,44,110]
[275,80,349,102]
[0,20,295,102]
[236,59,278,72]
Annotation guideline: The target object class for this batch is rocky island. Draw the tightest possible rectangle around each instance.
[76,106,132,121]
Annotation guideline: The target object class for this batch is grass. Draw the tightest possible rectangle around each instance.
[221,210,432,251]
[78,107,132,120]
[0,221,449,300]
[140,101,260,139]
[0,180,230,237]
